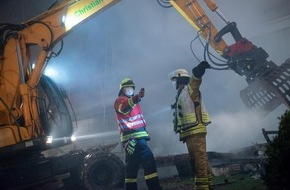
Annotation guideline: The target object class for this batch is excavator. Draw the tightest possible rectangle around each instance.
[0,0,289,189]
[0,0,125,189]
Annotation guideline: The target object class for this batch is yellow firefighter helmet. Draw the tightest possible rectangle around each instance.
[119,78,135,90]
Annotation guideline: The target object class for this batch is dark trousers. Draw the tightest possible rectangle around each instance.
[125,139,162,190]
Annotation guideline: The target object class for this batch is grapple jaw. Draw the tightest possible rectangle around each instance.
[215,22,290,115]
[240,59,290,115]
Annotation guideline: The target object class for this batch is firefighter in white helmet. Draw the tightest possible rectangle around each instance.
[114,78,163,190]
[168,61,213,190]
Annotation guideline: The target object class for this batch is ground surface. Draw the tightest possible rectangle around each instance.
[160,173,266,190]
[24,173,265,190]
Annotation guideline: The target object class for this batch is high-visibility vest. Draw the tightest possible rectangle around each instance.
[176,86,211,141]
[115,96,149,142]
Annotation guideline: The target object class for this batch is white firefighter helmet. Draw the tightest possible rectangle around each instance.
[168,69,190,81]
[168,69,190,89]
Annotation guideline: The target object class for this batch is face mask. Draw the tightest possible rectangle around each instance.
[124,87,134,96]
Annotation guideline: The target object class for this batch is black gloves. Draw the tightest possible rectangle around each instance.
[192,61,211,78]
[138,88,145,98]
[132,88,145,104]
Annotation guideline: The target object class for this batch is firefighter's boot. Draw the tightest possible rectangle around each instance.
[146,176,163,190]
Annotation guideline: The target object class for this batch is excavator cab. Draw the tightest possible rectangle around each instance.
[0,0,121,159]
[0,1,126,189]
[0,75,74,159]
[37,75,74,149]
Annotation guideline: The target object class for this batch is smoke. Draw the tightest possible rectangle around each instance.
[207,109,279,153]
[0,0,289,156]
[145,104,286,156]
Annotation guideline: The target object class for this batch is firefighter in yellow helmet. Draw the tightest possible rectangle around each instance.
[114,78,163,190]
[168,61,213,190]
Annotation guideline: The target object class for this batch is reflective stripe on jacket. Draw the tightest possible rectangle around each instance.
[179,124,207,141]
[117,113,146,131]
[121,129,149,142]
[114,95,149,142]
[175,76,211,141]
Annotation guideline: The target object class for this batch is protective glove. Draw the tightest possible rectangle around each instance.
[132,88,145,104]
[138,88,145,98]
[192,61,211,78]
[124,138,137,155]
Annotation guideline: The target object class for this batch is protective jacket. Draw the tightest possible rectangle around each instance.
[114,93,162,190]
[174,76,211,141]
[114,95,149,142]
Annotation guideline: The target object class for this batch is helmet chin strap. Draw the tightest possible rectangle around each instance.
[177,84,185,91]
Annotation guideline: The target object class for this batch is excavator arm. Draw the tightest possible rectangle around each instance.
[0,0,120,154]
[169,0,290,115]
